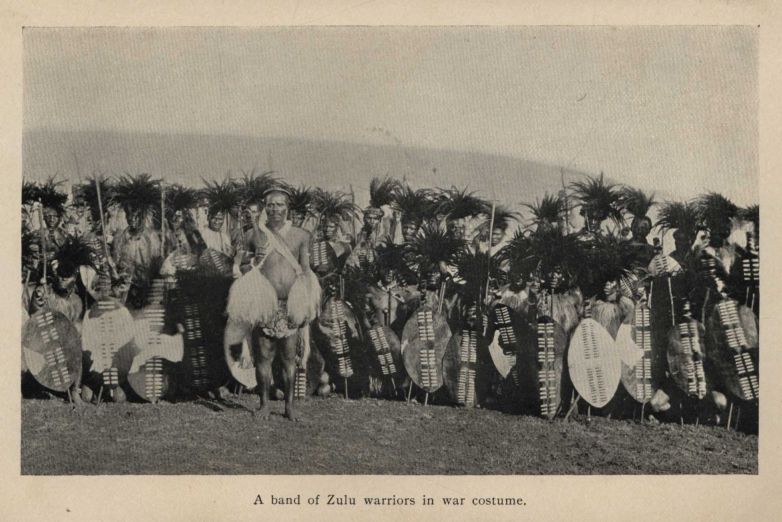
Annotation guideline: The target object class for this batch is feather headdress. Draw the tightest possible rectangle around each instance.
[53,235,96,277]
[288,185,315,216]
[367,177,402,212]
[654,200,699,237]
[375,241,414,279]
[739,204,759,236]
[524,193,566,230]
[619,187,656,222]
[200,178,240,217]
[582,232,636,298]
[477,204,519,233]
[436,186,489,221]
[696,192,738,236]
[505,227,586,291]
[237,170,277,207]
[73,177,114,224]
[164,183,199,222]
[33,177,69,214]
[406,222,463,277]
[392,185,438,225]
[22,180,39,206]
[451,248,502,307]
[313,189,359,224]
[112,173,162,218]
[569,173,623,226]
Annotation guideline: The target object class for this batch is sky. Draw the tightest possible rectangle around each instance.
[23,26,758,204]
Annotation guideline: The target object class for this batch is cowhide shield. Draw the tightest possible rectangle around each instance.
[619,303,655,404]
[534,316,568,419]
[567,317,622,408]
[705,299,759,401]
[487,303,521,381]
[315,297,366,381]
[401,302,451,393]
[199,248,233,276]
[81,298,138,388]
[667,316,708,399]
[442,328,488,407]
[367,324,402,378]
[310,240,336,275]
[127,279,184,402]
[22,308,81,392]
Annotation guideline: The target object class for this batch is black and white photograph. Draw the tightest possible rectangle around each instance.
[19,24,759,478]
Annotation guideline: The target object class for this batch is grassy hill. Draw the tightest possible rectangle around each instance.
[23,128,606,211]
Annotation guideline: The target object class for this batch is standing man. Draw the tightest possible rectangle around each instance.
[225,186,321,421]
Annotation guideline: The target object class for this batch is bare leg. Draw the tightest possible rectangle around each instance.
[280,334,300,421]
[252,332,275,420]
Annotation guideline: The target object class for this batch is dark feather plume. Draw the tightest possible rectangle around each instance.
[654,200,699,237]
[312,189,359,223]
[54,235,96,277]
[237,169,277,206]
[368,177,402,209]
[524,193,565,228]
[288,185,315,215]
[201,178,240,216]
[569,173,623,223]
[392,185,438,224]
[112,173,162,218]
[739,204,759,235]
[505,227,586,290]
[74,177,114,224]
[436,186,489,220]
[619,187,656,220]
[406,222,463,275]
[34,177,69,213]
[696,192,738,231]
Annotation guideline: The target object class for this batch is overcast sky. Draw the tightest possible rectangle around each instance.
[24,26,758,204]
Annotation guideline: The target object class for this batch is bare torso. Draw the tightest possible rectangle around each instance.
[259,225,311,299]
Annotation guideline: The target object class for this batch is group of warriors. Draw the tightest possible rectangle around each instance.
[21,171,759,430]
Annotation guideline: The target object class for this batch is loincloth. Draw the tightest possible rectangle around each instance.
[260,300,300,338]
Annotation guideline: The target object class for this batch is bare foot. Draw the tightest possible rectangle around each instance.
[284,408,301,422]
[256,405,271,420]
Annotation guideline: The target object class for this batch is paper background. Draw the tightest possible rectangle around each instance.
[1,1,778,520]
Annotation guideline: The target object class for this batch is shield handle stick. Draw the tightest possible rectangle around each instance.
[564,394,581,421]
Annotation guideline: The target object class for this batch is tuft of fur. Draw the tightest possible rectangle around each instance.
[225,268,279,325]
[287,271,322,325]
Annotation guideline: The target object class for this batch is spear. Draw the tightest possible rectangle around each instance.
[160,182,166,259]
[94,176,111,266]
[484,201,496,304]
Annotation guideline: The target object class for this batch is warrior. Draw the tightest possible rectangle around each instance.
[310,189,357,281]
[110,174,164,305]
[35,178,71,256]
[569,173,623,240]
[200,179,241,261]
[348,177,400,268]
[225,186,321,421]
[288,185,316,230]
[655,200,700,268]
[619,187,656,267]
[364,242,419,337]
[390,185,437,244]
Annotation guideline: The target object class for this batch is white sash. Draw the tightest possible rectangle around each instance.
[258,221,303,276]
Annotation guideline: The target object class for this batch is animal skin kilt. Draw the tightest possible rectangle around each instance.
[666,308,708,401]
[224,266,322,395]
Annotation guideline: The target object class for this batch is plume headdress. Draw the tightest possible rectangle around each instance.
[392,185,438,226]
[366,176,402,218]
[619,187,656,229]
[237,170,277,208]
[164,184,199,222]
[696,192,738,240]
[73,177,115,226]
[524,193,566,231]
[505,227,586,292]
[111,173,162,223]
[406,222,463,281]
[375,240,415,282]
[288,185,316,218]
[436,186,490,222]
[34,177,69,216]
[313,189,360,226]
[655,200,699,238]
[739,204,759,238]
[201,178,241,218]
[52,235,97,278]
[569,173,623,232]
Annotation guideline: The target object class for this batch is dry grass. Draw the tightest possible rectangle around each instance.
[21,395,757,475]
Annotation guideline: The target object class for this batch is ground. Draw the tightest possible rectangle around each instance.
[21,395,757,475]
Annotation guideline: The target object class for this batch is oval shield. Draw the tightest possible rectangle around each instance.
[567,317,622,408]
[22,308,82,392]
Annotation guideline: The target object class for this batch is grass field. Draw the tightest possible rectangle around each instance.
[21,394,757,475]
